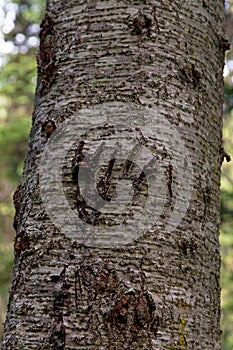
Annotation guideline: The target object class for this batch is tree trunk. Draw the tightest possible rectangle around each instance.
[2,1,226,349]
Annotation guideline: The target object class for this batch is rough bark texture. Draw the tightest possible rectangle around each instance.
[2,1,226,349]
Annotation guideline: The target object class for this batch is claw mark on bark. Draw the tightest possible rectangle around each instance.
[89,141,106,169]
[121,143,142,178]
[166,163,173,204]
[97,142,121,202]
[72,140,85,183]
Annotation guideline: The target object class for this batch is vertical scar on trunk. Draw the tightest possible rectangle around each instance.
[50,267,70,349]
[13,185,21,231]
[37,12,56,94]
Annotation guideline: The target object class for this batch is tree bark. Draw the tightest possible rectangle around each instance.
[2,1,226,349]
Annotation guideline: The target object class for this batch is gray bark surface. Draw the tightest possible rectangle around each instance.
[2,1,225,349]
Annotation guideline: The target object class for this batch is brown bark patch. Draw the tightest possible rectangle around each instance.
[37,13,57,94]
[105,290,159,348]
[14,230,30,257]
[42,120,56,139]
[128,8,159,38]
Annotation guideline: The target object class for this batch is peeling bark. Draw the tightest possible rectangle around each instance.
[2,1,225,349]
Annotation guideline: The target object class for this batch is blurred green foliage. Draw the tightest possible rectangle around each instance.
[0,1,232,348]
[0,117,31,182]
[0,54,36,99]
[220,109,233,349]
[221,6,233,347]
[0,0,44,336]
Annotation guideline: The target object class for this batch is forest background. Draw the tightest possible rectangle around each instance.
[0,1,232,349]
